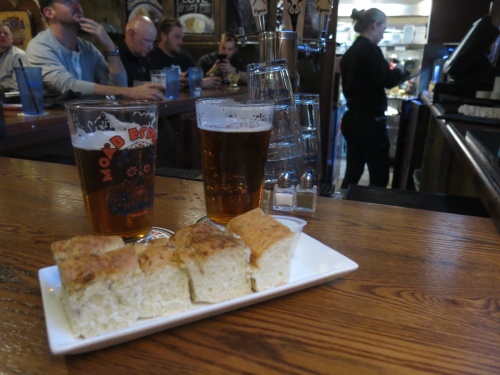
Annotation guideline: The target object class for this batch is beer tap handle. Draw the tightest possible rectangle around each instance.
[238,26,247,47]
[228,0,247,47]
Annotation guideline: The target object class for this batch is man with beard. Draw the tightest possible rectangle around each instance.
[197,32,247,85]
[0,24,26,90]
[149,17,220,89]
[25,0,165,100]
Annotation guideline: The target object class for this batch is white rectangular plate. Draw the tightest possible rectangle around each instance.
[39,233,358,355]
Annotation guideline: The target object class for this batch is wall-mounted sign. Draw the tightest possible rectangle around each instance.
[315,0,333,16]
[175,0,215,34]
[250,0,267,16]
[127,0,164,24]
[0,11,32,49]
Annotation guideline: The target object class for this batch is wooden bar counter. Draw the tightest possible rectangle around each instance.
[0,157,499,374]
[0,87,247,168]
[419,92,500,232]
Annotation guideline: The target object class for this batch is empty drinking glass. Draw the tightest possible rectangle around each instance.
[165,67,180,99]
[247,59,303,190]
[295,93,322,183]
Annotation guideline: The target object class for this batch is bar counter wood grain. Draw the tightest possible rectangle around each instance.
[0,157,499,375]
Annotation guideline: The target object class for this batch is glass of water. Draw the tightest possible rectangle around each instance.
[294,93,322,183]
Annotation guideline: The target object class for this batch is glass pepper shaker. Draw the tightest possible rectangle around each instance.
[273,171,295,212]
[294,171,317,213]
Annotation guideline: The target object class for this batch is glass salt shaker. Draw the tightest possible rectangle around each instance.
[273,171,295,212]
[294,171,317,213]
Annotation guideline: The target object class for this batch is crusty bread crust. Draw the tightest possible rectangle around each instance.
[172,223,252,303]
[138,244,191,318]
[137,242,180,273]
[169,222,226,248]
[56,244,143,338]
[57,246,138,292]
[226,208,293,264]
[227,208,294,291]
[51,235,124,262]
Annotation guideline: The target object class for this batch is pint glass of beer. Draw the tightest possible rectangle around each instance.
[196,99,274,225]
[65,100,159,242]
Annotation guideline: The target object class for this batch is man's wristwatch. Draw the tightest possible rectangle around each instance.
[105,45,120,56]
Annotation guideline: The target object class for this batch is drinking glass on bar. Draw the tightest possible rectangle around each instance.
[14,66,44,115]
[247,59,303,191]
[188,67,203,97]
[150,69,166,91]
[65,100,159,242]
[165,67,180,99]
[294,93,322,183]
[196,98,274,225]
[228,72,240,88]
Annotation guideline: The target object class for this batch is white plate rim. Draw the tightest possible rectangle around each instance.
[39,233,358,355]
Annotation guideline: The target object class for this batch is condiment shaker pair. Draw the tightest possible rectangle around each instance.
[272,171,317,213]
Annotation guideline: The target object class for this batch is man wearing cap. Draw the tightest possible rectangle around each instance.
[25,0,165,100]
[0,24,26,90]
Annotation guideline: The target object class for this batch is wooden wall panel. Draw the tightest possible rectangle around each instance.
[427,0,491,44]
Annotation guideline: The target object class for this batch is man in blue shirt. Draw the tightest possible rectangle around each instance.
[26,0,164,100]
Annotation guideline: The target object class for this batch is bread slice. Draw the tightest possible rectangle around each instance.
[226,208,294,292]
[51,235,124,262]
[170,223,252,303]
[136,240,191,318]
[56,245,143,338]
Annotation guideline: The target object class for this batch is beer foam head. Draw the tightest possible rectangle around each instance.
[71,112,156,150]
[67,104,158,150]
[196,99,274,131]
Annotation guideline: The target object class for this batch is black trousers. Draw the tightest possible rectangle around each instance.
[340,110,390,189]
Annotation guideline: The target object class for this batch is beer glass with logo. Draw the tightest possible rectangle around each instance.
[65,100,159,242]
[196,99,274,225]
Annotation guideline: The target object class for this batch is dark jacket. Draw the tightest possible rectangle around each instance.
[340,36,409,115]
[196,51,247,76]
[148,47,196,72]
[117,39,154,87]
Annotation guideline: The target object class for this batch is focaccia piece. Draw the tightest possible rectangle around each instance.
[226,208,294,291]
[137,241,191,318]
[170,223,252,303]
[51,235,124,262]
[57,245,143,338]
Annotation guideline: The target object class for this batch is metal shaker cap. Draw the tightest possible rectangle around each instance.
[278,171,293,188]
[300,171,315,189]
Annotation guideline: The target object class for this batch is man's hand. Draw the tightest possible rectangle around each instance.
[79,17,115,52]
[216,60,237,74]
[202,76,222,89]
[179,76,189,89]
[126,83,166,101]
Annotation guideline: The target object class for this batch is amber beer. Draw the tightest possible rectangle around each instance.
[200,126,271,224]
[74,144,156,240]
[196,99,274,225]
[66,100,158,242]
